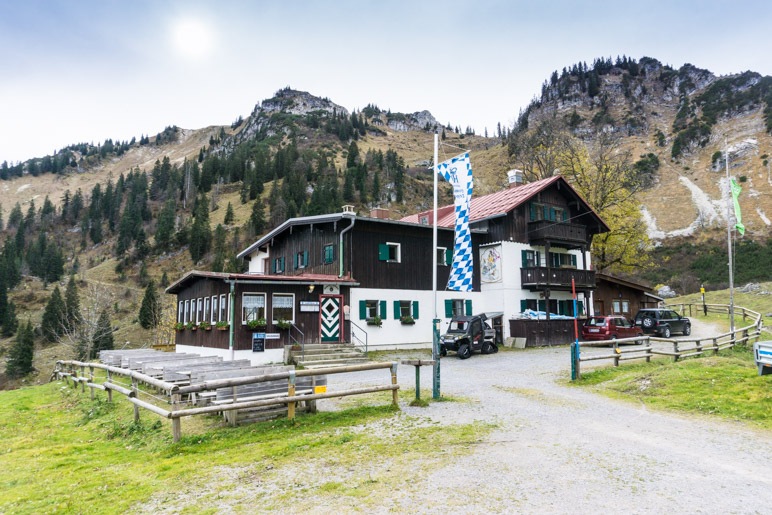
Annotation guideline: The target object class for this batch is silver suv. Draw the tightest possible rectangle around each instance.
[634,308,691,338]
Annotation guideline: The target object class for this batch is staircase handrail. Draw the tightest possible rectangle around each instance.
[349,320,368,355]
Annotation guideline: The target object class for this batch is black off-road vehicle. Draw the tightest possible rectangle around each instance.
[634,308,691,338]
[440,314,497,359]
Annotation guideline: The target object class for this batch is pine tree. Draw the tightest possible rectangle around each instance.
[41,286,66,343]
[188,193,212,263]
[224,202,235,225]
[2,301,18,337]
[6,320,34,378]
[212,224,227,273]
[91,308,114,358]
[138,280,161,329]
[155,199,176,252]
[64,275,81,332]
[249,197,266,237]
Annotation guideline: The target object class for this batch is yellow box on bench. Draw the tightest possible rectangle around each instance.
[314,385,327,394]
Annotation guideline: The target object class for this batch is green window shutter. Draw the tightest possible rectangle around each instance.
[393,301,401,320]
[279,257,285,272]
[543,206,549,220]
[446,248,453,266]
[521,250,528,267]
[465,299,472,316]
[571,254,577,267]
[444,299,453,318]
[271,258,276,274]
[379,300,387,319]
[538,300,546,311]
[550,207,556,221]
[563,210,569,222]
[378,243,389,261]
[412,301,419,319]
[304,251,309,267]
[520,299,527,312]
[294,253,299,270]
[359,300,366,320]
[529,203,536,221]
[536,251,541,267]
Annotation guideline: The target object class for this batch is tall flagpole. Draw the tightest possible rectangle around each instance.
[432,132,441,399]
[725,140,735,336]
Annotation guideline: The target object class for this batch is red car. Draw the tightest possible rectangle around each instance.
[581,316,643,342]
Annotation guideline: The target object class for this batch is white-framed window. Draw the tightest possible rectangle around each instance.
[295,251,308,270]
[272,293,295,323]
[612,300,631,314]
[242,293,266,324]
[378,242,401,262]
[273,257,285,274]
[187,299,194,323]
[219,294,228,322]
[444,299,471,317]
[211,296,218,322]
[323,244,335,264]
[196,298,204,324]
[394,300,419,320]
[437,247,449,266]
[360,299,385,321]
[522,249,541,268]
[204,297,211,322]
[178,301,184,323]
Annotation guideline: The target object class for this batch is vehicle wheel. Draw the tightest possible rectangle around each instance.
[683,324,691,336]
[608,335,617,347]
[481,341,494,354]
[636,333,644,343]
[440,345,448,357]
[642,316,655,329]
[661,326,671,339]
[491,343,499,353]
[457,343,471,360]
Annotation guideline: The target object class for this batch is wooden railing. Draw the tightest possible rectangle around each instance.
[55,360,399,442]
[571,303,764,379]
[521,267,596,290]
[527,220,587,246]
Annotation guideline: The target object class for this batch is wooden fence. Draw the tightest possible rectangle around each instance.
[572,303,764,379]
[55,360,399,442]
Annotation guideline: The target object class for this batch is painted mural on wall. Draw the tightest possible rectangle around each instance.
[480,245,502,283]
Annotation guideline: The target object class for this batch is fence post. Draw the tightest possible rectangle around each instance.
[391,362,399,407]
[80,365,86,393]
[89,365,95,401]
[132,377,140,423]
[645,337,651,362]
[106,369,113,403]
[287,370,296,421]
[673,340,680,362]
[613,342,620,367]
[171,392,182,443]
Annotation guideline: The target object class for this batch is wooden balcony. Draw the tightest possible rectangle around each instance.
[528,221,587,247]
[521,267,596,291]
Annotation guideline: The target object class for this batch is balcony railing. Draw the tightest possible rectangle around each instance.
[528,221,587,247]
[521,267,596,290]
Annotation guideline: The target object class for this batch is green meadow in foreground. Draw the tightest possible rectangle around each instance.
[0,383,489,514]
[573,345,772,428]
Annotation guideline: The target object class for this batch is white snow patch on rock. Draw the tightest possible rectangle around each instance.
[16,184,31,193]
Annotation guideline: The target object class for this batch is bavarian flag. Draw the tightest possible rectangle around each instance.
[436,152,474,291]
[730,177,745,236]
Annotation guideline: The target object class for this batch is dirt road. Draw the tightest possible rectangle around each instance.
[323,318,772,513]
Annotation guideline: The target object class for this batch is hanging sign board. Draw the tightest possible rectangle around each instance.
[300,301,320,312]
[252,333,265,352]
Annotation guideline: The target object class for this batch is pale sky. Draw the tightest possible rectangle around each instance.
[2,0,772,164]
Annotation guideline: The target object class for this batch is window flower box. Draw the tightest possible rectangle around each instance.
[366,316,382,327]
[246,318,267,330]
[215,321,230,331]
[400,316,415,325]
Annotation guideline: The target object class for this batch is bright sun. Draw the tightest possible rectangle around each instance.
[171,18,214,61]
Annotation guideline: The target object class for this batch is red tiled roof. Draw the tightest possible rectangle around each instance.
[401,176,562,227]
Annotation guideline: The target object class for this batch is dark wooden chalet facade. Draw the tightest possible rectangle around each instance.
[592,273,662,317]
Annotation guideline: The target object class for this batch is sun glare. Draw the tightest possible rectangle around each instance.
[171,18,215,61]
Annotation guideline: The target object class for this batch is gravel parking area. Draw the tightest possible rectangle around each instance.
[319,318,772,513]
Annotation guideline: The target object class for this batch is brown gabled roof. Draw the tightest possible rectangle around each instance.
[401,175,609,232]
[165,270,359,294]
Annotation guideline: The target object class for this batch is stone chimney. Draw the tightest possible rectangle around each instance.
[369,207,390,219]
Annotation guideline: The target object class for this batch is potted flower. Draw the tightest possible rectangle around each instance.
[276,319,292,330]
[215,320,229,331]
[199,320,212,331]
[246,317,267,330]
[400,315,415,325]
[367,315,382,327]
[174,322,185,332]
[185,321,197,331]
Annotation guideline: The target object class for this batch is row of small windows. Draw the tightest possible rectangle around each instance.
[529,202,569,222]
[357,299,472,321]
[272,245,335,274]
[521,250,578,268]
[520,298,585,316]
[178,294,230,325]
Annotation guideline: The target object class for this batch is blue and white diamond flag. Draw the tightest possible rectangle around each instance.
[436,152,474,291]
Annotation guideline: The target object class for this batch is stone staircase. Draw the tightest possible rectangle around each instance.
[289,343,368,369]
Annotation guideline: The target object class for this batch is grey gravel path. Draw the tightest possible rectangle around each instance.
[321,319,772,513]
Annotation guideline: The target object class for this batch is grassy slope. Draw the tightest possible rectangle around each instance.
[0,381,489,514]
[572,284,772,427]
